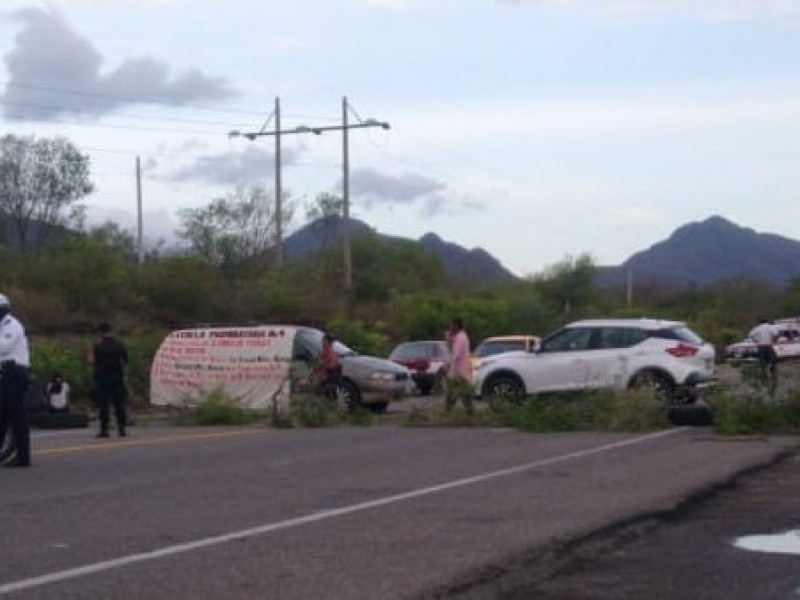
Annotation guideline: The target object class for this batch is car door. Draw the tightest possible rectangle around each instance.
[289,328,321,393]
[582,327,643,389]
[523,327,594,392]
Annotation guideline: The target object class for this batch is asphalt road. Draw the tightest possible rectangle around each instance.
[0,423,796,599]
[489,451,800,600]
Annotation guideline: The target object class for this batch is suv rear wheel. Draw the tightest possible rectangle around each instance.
[629,370,675,403]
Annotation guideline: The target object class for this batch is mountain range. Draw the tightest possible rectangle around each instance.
[285,214,800,289]
[283,215,516,283]
[595,215,800,289]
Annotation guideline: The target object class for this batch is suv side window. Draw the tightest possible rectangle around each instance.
[540,328,592,352]
[598,327,647,349]
[650,327,703,345]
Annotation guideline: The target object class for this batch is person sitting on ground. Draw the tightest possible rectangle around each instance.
[45,372,70,413]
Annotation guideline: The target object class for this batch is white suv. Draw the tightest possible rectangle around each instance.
[473,318,715,404]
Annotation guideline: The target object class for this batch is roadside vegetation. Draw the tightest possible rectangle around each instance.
[402,389,669,432]
[170,388,262,426]
[3,133,800,435]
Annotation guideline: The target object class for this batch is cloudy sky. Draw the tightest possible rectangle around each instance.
[2,0,800,276]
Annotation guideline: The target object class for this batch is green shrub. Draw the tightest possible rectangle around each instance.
[326,318,389,357]
[708,386,800,435]
[344,406,376,426]
[288,392,343,428]
[121,332,165,409]
[177,388,261,426]
[496,390,669,433]
[30,338,92,407]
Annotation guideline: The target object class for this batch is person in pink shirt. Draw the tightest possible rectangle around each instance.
[445,317,474,414]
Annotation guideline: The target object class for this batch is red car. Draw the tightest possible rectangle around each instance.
[388,340,449,395]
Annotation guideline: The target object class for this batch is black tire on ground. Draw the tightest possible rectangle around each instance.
[418,382,433,396]
[629,370,676,403]
[434,371,446,395]
[367,401,389,414]
[668,404,714,427]
[33,411,89,429]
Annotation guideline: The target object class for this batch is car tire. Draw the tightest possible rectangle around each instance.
[368,401,389,414]
[418,382,433,396]
[629,370,675,403]
[483,373,525,410]
[433,370,447,395]
[337,380,362,412]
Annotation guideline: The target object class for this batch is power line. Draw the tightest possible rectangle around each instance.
[1,80,266,117]
[0,98,257,129]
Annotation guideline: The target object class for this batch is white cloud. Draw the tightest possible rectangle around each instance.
[1,7,237,121]
[498,0,800,22]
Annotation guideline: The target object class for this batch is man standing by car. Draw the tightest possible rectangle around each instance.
[314,333,343,396]
[749,318,779,383]
[0,293,31,468]
[445,317,473,415]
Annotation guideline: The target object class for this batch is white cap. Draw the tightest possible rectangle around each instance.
[0,293,10,307]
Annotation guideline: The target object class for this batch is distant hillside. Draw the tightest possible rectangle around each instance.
[418,232,516,282]
[596,215,800,288]
[283,216,516,283]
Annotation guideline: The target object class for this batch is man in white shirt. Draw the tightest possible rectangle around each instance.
[748,318,778,380]
[0,293,31,468]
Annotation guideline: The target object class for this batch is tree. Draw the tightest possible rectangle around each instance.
[0,134,93,249]
[534,254,598,317]
[305,192,343,222]
[177,185,294,269]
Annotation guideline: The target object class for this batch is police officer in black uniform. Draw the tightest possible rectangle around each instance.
[89,322,129,438]
[0,293,32,467]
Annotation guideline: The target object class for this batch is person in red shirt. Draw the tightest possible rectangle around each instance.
[315,333,343,395]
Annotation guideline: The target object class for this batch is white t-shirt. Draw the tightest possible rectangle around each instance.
[48,381,70,410]
[749,322,778,346]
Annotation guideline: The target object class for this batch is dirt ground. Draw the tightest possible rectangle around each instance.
[716,359,800,398]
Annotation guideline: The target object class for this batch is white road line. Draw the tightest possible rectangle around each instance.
[0,427,687,595]
[31,429,92,439]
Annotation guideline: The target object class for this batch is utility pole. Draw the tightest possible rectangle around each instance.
[135,156,143,265]
[229,97,298,272]
[300,98,389,291]
[626,266,633,307]
[230,97,390,287]
[342,97,351,289]
[274,97,283,270]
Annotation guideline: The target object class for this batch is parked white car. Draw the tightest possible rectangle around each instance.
[473,318,715,404]
[724,323,800,362]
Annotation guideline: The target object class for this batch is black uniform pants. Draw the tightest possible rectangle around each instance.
[757,344,778,376]
[95,378,127,434]
[0,364,31,464]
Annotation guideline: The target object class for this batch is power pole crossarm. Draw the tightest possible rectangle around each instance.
[228,97,390,288]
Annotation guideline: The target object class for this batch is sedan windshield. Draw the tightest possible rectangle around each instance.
[304,329,357,357]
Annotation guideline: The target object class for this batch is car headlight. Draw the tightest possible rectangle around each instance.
[369,371,396,382]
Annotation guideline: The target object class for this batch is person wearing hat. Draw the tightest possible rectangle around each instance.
[0,293,32,467]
